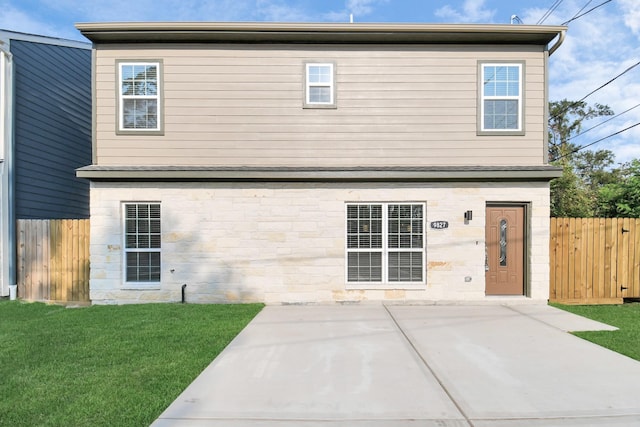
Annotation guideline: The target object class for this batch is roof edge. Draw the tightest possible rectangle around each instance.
[75,21,565,33]
[76,165,563,182]
[0,29,90,49]
[75,22,566,45]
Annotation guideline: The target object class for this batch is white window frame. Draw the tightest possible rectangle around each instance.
[118,61,162,133]
[122,202,161,287]
[304,62,336,108]
[345,202,426,288]
[479,62,524,134]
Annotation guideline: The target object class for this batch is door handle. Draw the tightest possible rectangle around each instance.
[485,246,489,271]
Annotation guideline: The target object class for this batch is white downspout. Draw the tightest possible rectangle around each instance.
[549,29,566,57]
[0,39,14,298]
[543,29,567,165]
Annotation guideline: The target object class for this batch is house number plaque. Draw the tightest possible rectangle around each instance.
[430,221,449,229]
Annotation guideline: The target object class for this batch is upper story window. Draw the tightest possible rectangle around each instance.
[304,63,336,108]
[118,61,162,133]
[479,63,524,134]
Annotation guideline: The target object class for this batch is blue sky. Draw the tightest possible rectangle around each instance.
[2,0,639,164]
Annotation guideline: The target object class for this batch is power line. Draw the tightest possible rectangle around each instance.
[537,0,565,25]
[567,103,640,142]
[577,61,640,105]
[567,0,594,22]
[549,60,640,123]
[555,122,640,160]
[562,0,613,25]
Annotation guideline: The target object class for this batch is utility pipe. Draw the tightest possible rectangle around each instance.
[0,39,13,298]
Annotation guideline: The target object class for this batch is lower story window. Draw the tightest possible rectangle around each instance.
[346,203,425,284]
[124,203,161,283]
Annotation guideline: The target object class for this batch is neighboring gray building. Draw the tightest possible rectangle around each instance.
[0,30,91,297]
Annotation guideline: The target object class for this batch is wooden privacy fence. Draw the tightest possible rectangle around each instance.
[550,217,640,304]
[14,217,639,305]
[17,219,90,304]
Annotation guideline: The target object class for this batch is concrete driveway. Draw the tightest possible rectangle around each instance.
[152,304,640,427]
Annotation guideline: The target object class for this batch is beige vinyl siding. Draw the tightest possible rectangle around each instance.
[94,44,547,167]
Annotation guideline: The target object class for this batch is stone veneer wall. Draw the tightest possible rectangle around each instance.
[89,181,551,304]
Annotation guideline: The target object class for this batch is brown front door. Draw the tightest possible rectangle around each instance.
[485,206,525,295]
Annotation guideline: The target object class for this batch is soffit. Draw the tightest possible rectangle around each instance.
[75,22,565,46]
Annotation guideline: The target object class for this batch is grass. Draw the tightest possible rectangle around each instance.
[553,303,640,361]
[0,300,263,427]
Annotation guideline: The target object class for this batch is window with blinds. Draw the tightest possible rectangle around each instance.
[346,203,425,284]
[124,203,161,283]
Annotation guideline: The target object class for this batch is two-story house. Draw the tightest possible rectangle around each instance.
[76,22,565,304]
[1,30,91,299]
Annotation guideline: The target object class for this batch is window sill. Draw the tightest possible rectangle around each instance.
[116,129,165,136]
[303,104,337,109]
[346,283,426,290]
[122,284,161,290]
[477,130,525,136]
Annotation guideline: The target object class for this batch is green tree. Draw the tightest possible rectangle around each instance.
[548,100,613,163]
[598,160,640,217]
[550,163,593,217]
[548,100,615,217]
[574,149,618,190]
[573,149,620,216]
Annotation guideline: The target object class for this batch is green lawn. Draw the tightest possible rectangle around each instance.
[553,303,640,361]
[0,301,263,427]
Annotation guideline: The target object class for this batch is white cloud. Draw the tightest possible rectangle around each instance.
[610,134,640,165]
[46,0,258,22]
[323,0,388,22]
[50,0,370,23]
[347,0,387,16]
[527,0,640,162]
[618,0,640,36]
[254,0,310,21]
[435,0,495,23]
